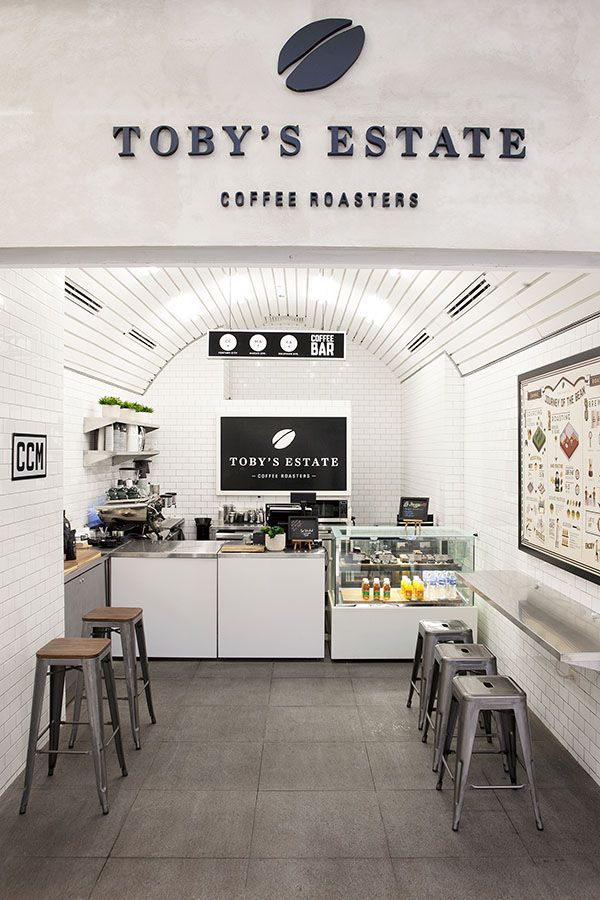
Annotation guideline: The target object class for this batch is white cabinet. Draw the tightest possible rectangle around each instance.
[218,554,325,658]
[110,557,217,658]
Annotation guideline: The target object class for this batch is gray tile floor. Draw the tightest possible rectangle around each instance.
[1,657,600,899]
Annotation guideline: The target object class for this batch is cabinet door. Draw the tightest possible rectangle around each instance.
[77,563,107,617]
[64,563,107,701]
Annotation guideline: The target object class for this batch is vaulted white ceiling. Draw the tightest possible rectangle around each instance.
[64,267,600,394]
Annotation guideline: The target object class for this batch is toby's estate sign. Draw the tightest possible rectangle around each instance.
[112,17,526,212]
[219,415,349,494]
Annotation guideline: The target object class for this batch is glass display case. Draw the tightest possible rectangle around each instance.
[328,526,478,659]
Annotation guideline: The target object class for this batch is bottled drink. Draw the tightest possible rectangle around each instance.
[448,573,458,600]
[373,577,381,602]
[383,577,391,602]
[361,578,370,602]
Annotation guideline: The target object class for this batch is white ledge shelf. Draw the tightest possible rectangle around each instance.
[84,415,160,433]
[461,569,600,671]
[84,450,159,468]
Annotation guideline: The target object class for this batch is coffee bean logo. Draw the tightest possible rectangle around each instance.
[278,18,365,92]
[272,428,296,449]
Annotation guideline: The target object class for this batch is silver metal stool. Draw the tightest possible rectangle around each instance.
[424,643,498,771]
[437,674,543,832]
[69,607,156,751]
[406,620,473,731]
[19,638,127,816]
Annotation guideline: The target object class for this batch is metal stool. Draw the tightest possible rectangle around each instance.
[406,620,473,731]
[19,638,127,816]
[437,674,543,832]
[69,607,156,751]
[424,643,498,771]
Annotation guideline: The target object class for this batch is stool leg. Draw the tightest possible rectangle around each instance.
[19,659,47,814]
[102,654,128,778]
[68,668,84,749]
[452,703,479,831]
[407,633,422,709]
[499,710,518,784]
[481,711,494,744]
[419,637,438,731]
[135,618,156,725]
[514,703,544,831]
[84,658,109,815]
[436,694,460,790]
[69,621,93,749]
[433,663,453,773]
[121,622,141,749]
[48,665,66,776]
[422,658,439,744]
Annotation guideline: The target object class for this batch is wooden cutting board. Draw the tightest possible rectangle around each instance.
[220,543,265,553]
[64,548,102,575]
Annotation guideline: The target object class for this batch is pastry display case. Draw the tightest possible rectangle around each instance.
[328,526,478,659]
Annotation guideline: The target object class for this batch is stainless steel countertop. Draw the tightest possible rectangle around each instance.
[462,570,600,670]
[112,540,224,559]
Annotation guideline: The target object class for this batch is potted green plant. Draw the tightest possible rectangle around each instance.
[262,524,286,552]
[138,403,154,423]
[98,396,122,418]
[119,399,139,423]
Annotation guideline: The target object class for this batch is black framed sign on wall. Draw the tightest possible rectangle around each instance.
[11,433,47,480]
[218,414,349,495]
[519,346,600,585]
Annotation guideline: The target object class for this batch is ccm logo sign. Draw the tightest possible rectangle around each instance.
[11,433,47,481]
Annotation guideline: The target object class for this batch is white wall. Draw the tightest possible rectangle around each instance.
[400,353,463,526]
[402,319,600,785]
[0,269,64,796]
[143,336,402,534]
[1,1,600,260]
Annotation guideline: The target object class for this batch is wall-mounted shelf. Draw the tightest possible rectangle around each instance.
[84,415,160,433]
[83,450,160,468]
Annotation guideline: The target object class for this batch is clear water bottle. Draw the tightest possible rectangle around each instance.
[449,572,458,600]
[437,572,447,602]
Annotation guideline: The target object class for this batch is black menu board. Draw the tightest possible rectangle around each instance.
[288,516,319,542]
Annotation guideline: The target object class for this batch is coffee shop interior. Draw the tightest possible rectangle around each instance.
[3,261,600,897]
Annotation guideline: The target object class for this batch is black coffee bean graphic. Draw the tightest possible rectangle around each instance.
[278,18,365,92]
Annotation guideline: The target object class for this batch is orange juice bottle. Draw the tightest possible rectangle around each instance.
[373,577,381,602]
[383,577,391,602]
[361,578,370,602]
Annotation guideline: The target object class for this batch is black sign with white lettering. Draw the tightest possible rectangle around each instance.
[288,516,319,542]
[11,433,47,481]
[208,330,345,360]
[219,416,348,493]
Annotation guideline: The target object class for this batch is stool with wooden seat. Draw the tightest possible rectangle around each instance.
[406,620,473,731]
[69,607,155,751]
[436,674,543,832]
[19,638,127,816]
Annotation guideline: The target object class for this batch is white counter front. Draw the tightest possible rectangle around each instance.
[218,551,325,659]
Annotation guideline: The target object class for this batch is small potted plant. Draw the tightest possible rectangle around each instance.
[138,403,154,424]
[98,396,122,418]
[119,399,139,423]
[262,524,286,552]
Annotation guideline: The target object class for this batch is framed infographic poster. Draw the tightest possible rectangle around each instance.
[519,346,600,585]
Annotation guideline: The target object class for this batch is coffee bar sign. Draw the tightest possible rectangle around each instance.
[218,415,349,494]
[208,330,345,360]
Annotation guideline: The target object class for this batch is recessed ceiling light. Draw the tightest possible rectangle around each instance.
[312,273,337,303]
[359,294,389,326]
[167,291,203,321]
[222,272,253,302]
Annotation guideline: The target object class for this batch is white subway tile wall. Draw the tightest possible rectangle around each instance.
[0,269,64,796]
[402,321,600,785]
[400,353,464,526]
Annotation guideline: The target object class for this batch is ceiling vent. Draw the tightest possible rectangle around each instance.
[65,278,103,315]
[406,330,432,353]
[127,327,156,350]
[444,274,492,320]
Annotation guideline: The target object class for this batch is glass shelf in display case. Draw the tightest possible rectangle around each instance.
[328,526,478,660]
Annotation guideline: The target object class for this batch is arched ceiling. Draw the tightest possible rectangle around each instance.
[64,266,600,394]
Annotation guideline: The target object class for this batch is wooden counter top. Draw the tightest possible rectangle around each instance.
[64,547,102,577]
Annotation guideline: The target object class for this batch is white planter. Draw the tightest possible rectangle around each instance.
[101,404,120,418]
[119,407,136,423]
[265,532,286,552]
